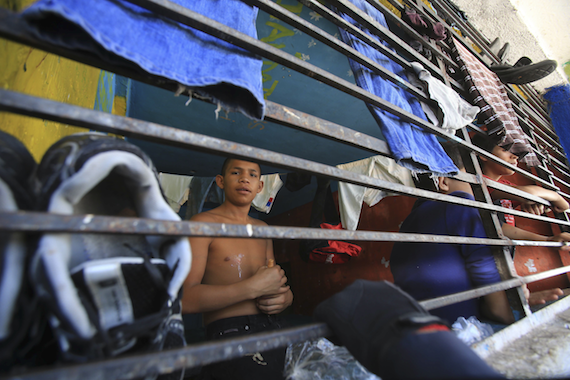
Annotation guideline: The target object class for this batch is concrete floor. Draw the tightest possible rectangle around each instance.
[451,0,570,93]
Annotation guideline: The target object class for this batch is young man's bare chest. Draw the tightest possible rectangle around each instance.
[203,237,267,285]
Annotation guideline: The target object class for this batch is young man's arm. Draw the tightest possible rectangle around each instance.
[515,185,569,213]
[501,224,570,249]
[481,291,514,324]
[256,238,294,314]
[490,185,569,215]
[181,215,289,314]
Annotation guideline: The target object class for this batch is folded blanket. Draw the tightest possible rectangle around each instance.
[335,0,457,176]
[23,0,265,120]
[449,37,539,166]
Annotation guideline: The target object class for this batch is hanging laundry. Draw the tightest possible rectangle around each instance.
[337,155,415,231]
[300,178,362,264]
[334,0,457,176]
[252,174,283,214]
[158,172,193,213]
[22,0,265,120]
[449,37,539,167]
[543,85,570,164]
[410,62,480,134]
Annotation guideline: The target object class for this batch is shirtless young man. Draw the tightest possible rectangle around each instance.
[182,158,293,380]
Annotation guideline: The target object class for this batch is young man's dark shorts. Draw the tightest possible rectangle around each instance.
[202,314,286,380]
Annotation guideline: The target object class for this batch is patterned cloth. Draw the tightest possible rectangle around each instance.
[449,37,539,167]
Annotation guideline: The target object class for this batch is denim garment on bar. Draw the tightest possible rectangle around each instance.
[22,0,265,120]
[336,0,457,175]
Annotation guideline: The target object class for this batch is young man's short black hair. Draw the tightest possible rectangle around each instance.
[440,141,467,170]
[413,141,468,191]
[220,157,262,176]
[471,134,496,154]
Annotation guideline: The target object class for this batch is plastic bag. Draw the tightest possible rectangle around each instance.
[452,316,494,345]
[283,338,380,380]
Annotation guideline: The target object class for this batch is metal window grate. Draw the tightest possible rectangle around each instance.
[1,0,570,378]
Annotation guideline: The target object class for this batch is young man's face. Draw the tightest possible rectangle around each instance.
[216,159,263,205]
[484,145,518,177]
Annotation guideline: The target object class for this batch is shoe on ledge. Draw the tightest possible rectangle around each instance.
[490,56,557,85]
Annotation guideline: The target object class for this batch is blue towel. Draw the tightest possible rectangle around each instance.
[22,0,265,120]
[543,85,570,163]
[336,0,457,175]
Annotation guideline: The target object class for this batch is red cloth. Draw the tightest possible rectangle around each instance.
[309,223,362,264]
[484,175,518,226]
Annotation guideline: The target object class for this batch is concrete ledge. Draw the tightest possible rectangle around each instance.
[472,296,570,378]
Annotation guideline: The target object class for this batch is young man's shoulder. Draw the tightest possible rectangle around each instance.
[190,209,222,223]
[190,208,269,227]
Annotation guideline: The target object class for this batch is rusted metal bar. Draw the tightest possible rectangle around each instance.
[429,0,498,63]
[122,0,445,135]
[3,89,570,227]
[0,323,332,380]
[0,7,560,192]
[264,101,393,157]
[3,212,570,250]
[0,7,389,162]
[299,0,446,81]
[420,265,570,310]
[329,0,456,68]
[244,0,429,100]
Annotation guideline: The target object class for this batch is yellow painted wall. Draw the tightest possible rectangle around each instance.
[0,0,101,162]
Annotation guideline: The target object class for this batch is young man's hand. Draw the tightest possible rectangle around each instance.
[256,290,293,314]
[550,197,570,213]
[520,202,545,215]
[522,284,563,305]
[250,265,289,298]
[547,233,570,250]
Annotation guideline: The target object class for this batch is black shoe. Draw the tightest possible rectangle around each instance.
[491,57,557,85]
[32,132,191,377]
[0,130,38,371]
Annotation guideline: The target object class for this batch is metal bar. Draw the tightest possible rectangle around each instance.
[3,89,570,227]
[330,0,456,68]
[0,323,331,380]
[481,177,551,207]
[0,7,559,193]
[534,124,564,153]
[121,0,444,134]
[264,101,392,156]
[245,0,429,100]
[552,174,570,191]
[298,0,449,83]
[0,7,389,161]
[3,211,570,250]
[429,0,499,64]
[548,154,570,175]
[420,265,570,310]
[429,0,553,131]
